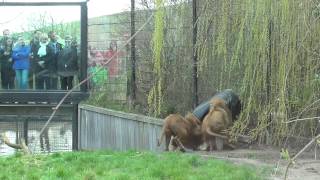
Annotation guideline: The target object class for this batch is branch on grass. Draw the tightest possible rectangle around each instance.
[284,134,320,180]
[39,14,155,136]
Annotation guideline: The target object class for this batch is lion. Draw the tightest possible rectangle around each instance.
[158,113,202,151]
[201,98,233,151]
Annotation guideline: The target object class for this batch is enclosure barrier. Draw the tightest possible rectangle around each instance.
[78,104,164,151]
[0,104,74,155]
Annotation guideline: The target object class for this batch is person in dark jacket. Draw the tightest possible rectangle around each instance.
[57,35,78,90]
[0,37,15,89]
[12,36,31,90]
[0,29,10,49]
[46,31,62,90]
[29,30,42,89]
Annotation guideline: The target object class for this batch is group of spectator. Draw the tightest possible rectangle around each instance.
[87,41,121,89]
[0,29,78,90]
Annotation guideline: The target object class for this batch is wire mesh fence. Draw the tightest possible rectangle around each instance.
[86,0,195,115]
[87,12,130,106]
[0,115,73,155]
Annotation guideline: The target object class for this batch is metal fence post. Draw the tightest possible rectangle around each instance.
[80,2,88,92]
[128,0,136,103]
[72,104,79,150]
[192,0,199,108]
[24,119,28,145]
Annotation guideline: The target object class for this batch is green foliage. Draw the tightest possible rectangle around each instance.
[84,76,132,113]
[0,151,265,179]
[10,20,80,43]
[148,0,165,117]
[280,148,291,161]
[193,0,320,144]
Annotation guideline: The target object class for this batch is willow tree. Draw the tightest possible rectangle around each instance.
[135,0,319,144]
[148,0,165,116]
[195,0,320,145]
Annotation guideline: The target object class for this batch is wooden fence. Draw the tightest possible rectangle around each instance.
[78,104,164,151]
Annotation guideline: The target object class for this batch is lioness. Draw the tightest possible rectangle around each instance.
[202,98,233,151]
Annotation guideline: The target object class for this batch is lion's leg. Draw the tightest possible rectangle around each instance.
[171,136,194,153]
[208,136,215,151]
[168,136,179,151]
[215,137,224,151]
[165,133,172,151]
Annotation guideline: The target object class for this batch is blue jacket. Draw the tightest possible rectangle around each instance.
[12,44,31,70]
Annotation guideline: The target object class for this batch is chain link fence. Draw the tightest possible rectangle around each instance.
[0,116,72,155]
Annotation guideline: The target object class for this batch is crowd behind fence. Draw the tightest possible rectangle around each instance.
[0,29,81,91]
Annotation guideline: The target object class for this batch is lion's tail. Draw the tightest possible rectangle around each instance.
[206,128,228,140]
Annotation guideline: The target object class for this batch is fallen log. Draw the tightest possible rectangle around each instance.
[236,134,252,144]
[0,134,31,155]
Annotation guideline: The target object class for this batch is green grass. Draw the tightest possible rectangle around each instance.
[0,150,265,180]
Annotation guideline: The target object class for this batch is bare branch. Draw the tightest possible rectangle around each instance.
[284,134,320,180]
[284,117,320,124]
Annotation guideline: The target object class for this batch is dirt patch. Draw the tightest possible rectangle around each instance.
[195,144,320,180]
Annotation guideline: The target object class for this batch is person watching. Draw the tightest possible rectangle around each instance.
[0,37,15,89]
[12,36,31,90]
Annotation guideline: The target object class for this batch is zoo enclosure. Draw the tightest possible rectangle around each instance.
[0,104,76,155]
[1,0,319,153]
[87,0,320,147]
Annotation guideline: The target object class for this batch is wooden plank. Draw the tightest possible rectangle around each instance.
[78,105,164,151]
[79,104,163,125]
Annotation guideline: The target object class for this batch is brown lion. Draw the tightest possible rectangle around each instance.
[201,98,233,151]
[158,113,202,151]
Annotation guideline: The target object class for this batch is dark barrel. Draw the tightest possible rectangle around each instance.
[192,89,241,121]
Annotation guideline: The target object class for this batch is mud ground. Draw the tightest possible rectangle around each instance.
[196,144,320,180]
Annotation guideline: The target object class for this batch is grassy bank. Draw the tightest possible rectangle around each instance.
[0,151,266,179]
